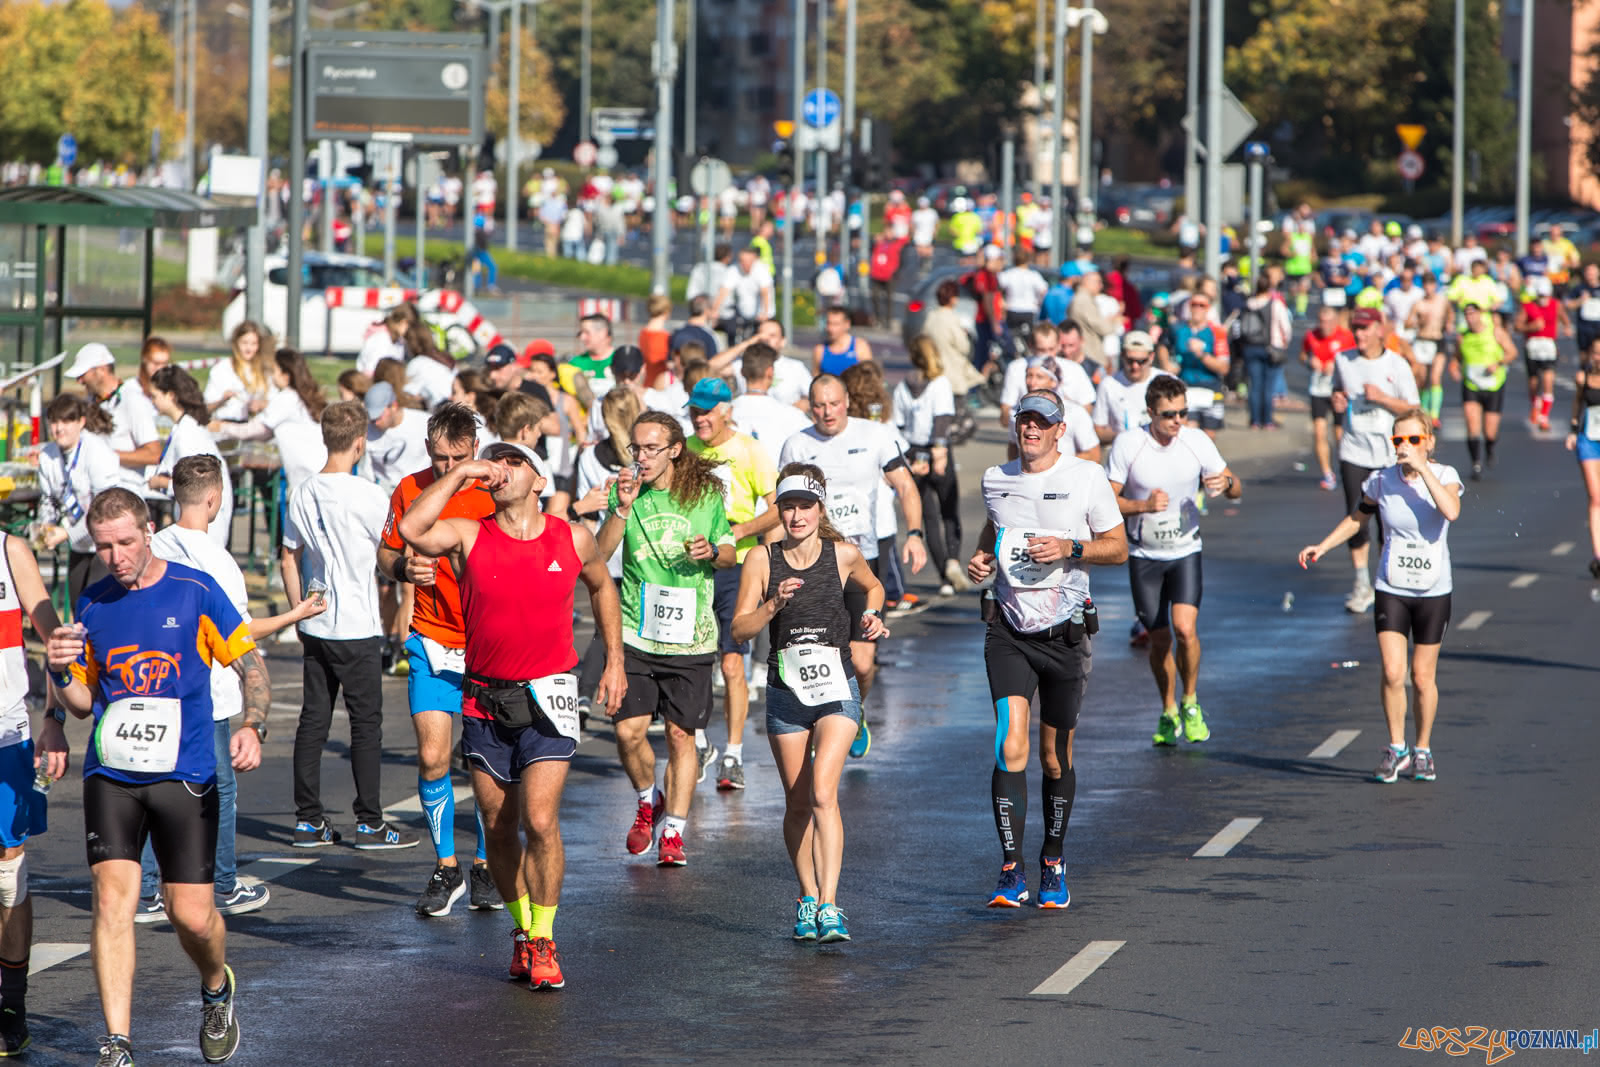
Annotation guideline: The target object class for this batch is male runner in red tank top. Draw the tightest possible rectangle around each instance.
[398,440,625,992]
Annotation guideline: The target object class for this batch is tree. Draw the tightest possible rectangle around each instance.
[1414,0,1516,197]
[484,25,567,148]
[0,0,179,165]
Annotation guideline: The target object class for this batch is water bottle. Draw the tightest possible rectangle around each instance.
[1281,592,1295,613]
[32,769,49,797]
[980,588,998,622]
[1083,598,1100,635]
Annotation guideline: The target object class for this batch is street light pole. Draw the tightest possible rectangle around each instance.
[1184,0,1199,241]
[685,0,697,159]
[1514,0,1532,256]
[1049,0,1065,269]
[287,0,307,347]
[579,0,592,142]
[245,0,268,321]
[507,0,521,251]
[1202,0,1223,278]
[782,0,804,339]
[651,0,677,295]
[1076,0,1094,248]
[185,0,196,188]
[843,0,857,285]
[1450,0,1464,247]
[816,0,829,262]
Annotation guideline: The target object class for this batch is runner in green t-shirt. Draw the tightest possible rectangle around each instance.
[685,377,780,791]
[598,411,736,868]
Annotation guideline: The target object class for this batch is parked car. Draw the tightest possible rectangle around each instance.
[221,252,418,355]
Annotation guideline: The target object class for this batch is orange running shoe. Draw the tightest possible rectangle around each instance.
[508,929,532,980]
[528,937,565,990]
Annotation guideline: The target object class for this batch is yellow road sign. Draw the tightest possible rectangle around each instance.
[774,120,795,139]
[1396,124,1425,150]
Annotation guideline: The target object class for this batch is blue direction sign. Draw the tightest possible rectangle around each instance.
[803,88,840,129]
[57,133,77,168]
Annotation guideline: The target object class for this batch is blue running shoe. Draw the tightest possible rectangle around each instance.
[849,720,871,759]
[987,862,1029,907]
[816,903,851,943]
[793,896,818,941]
[1037,859,1070,909]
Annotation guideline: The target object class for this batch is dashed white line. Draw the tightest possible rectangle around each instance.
[1308,730,1361,759]
[1458,610,1493,631]
[386,784,474,816]
[1553,541,1576,557]
[1508,573,1539,589]
[270,702,300,713]
[29,943,88,975]
[1194,817,1263,858]
[1029,940,1126,996]
[236,856,320,884]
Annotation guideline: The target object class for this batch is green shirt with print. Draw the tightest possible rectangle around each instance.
[609,480,734,656]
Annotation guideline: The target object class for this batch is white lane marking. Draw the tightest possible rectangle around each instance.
[270,702,300,712]
[271,681,303,691]
[1458,610,1493,631]
[1508,573,1539,589]
[1194,817,1263,858]
[1308,729,1361,759]
[29,943,88,975]
[1029,940,1126,996]
[235,856,320,884]
[386,784,474,816]
[1552,541,1576,557]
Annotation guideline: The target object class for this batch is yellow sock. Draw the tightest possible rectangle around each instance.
[530,903,557,940]
[507,895,533,931]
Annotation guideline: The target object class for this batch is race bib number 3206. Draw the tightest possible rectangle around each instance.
[1385,537,1442,591]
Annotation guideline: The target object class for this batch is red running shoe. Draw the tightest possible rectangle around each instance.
[658,831,687,867]
[527,937,565,990]
[508,929,532,980]
[625,795,663,855]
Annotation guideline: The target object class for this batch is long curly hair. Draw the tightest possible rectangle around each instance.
[634,410,724,509]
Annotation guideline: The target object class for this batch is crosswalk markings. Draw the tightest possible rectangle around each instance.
[1552,541,1576,556]
[1029,940,1126,996]
[29,943,88,975]
[1508,573,1539,589]
[1458,610,1493,631]
[386,784,473,816]
[1308,730,1361,759]
[1194,817,1262,858]
[236,856,321,884]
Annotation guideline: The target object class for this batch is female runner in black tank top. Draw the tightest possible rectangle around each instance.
[731,463,886,944]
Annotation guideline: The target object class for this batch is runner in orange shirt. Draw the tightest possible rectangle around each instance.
[376,403,501,917]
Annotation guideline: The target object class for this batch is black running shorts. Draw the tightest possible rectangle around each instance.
[1127,552,1203,632]
[1461,383,1505,415]
[84,775,218,885]
[984,621,1091,732]
[617,648,717,732]
[1374,590,1451,645]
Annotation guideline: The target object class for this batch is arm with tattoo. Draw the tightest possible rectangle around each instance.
[232,649,271,731]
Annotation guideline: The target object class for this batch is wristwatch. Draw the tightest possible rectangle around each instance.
[241,721,268,743]
[45,707,65,724]
[905,529,926,540]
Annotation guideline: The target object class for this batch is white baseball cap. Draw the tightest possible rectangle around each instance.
[64,342,114,380]
[479,441,552,483]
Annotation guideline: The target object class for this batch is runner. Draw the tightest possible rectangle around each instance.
[968,390,1126,908]
[597,413,736,866]
[0,531,69,1055]
[1106,375,1242,746]
[1156,290,1229,437]
[729,346,811,466]
[376,403,501,916]
[1016,357,1099,461]
[910,196,939,271]
[1298,410,1462,783]
[729,466,887,941]
[1404,274,1452,428]
[812,306,874,377]
[1514,275,1569,431]
[779,375,928,759]
[685,378,780,792]
[1564,337,1600,578]
[999,321,1095,435]
[1448,303,1517,481]
[1564,262,1600,357]
[45,488,270,1067]
[893,338,966,594]
[1331,307,1422,611]
[397,439,625,991]
[1280,204,1317,317]
[1300,307,1355,490]
[998,247,1049,341]
[1092,331,1172,444]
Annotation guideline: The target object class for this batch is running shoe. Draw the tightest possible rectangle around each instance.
[1470,462,1483,481]
[353,822,419,851]
[849,720,872,759]
[1319,471,1337,491]
[816,904,851,943]
[1373,746,1414,783]
[469,863,503,910]
[1129,620,1150,648]
[1536,414,1551,432]
[1037,860,1071,910]
[938,583,956,596]
[793,896,819,941]
[508,929,532,980]
[0,1007,28,1056]
[1411,749,1437,782]
[1344,585,1375,614]
[1180,701,1211,743]
[198,964,239,1064]
[943,558,972,592]
[987,862,1029,907]
[657,831,687,867]
[695,742,719,784]
[527,937,565,990]
[95,1036,134,1067]
[716,755,745,791]
[1152,711,1180,747]
[214,882,269,918]
[1589,558,1600,580]
[415,863,466,917]
[625,794,663,855]
[133,891,165,924]
[292,819,340,848]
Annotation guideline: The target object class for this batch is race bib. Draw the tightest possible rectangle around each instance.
[1585,405,1600,442]
[528,673,581,740]
[419,634,465,677]
[1412,339,1438,363]
[1385,537,1443,591]
[1138,510,1195,552]
[97,697,182,773]
[826,488,872,539]
[777,644,852,707]
[1309,369,1334,398]
[639,582,696,644]
[1581,298,1600,321]
[1466,362,1501,390]
[996,526,1066,590]
[1349,400,1389,435]
[1526,336,1557,362]
[1322,288,1347,308]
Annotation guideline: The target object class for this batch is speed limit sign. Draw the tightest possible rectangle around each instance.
[1397,150,1425,182]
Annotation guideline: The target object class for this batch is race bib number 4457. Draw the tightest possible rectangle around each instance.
[96,697,182,773]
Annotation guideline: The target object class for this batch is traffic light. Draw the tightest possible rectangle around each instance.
[478,133,497,173]
[861,154,887,192]
[774,139,794,173]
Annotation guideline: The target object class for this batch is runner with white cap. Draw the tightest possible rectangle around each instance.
[64,343,161,476]
[1092,330,1175,443]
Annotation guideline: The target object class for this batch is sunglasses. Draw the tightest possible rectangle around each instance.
[1390,434,1427,446]
[1123,356,1152,366]
[494,452,530,467]
[1153,408,1189,419]
[688,406,716,418]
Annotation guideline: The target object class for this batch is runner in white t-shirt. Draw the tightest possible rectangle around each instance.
[1106,375,1241,748]
[731,346,811,470]
[1092,331,1174,442]
[968,389,1126,909]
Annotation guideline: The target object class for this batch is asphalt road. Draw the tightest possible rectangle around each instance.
[15,388,1600,1064]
